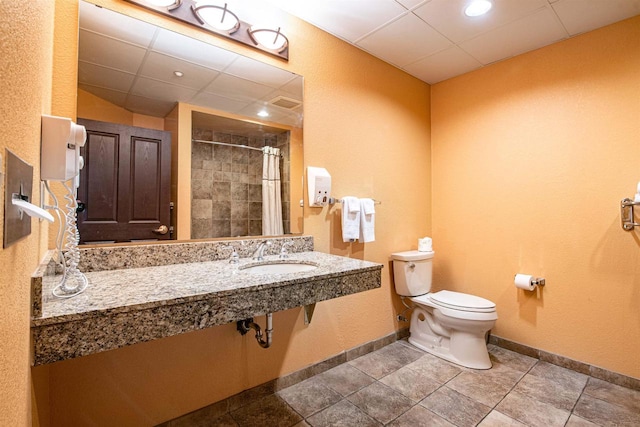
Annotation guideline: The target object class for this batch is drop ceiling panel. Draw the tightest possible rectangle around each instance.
[357,13,452,67]
[224,56,297,88]
[130,77,199,103]
[124,95,177,117]
[278,76,304,101]
[460,7,567,65]
[551,0,640,36]
[414,0,551,44]
[79,1,157,47]
[78,62,135,92]
[204,74,274,102]
[78,30,147,74]
[396,0,428,10]
[138,52,219,91]
[403,46,482,84]
[189,92,250,114]
[270,0,407,42]
[151,28,238,71]
[78,84,128,107]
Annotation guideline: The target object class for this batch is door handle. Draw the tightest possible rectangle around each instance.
[153,225,169,235]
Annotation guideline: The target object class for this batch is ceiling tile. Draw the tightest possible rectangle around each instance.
[124,95,177,117]
[225,56,297,88]
[78,84,128,107]
[268,0,407,42]
[395,0,429,10]
[204,74,274,102]
[79,0,157,47]
[151,29,238,71]
[78,30,147,74]
[130,77,198,103]
[78,62,135,92]
[552,0,640,36]
[237,102,300,127]
[189,92,250,114]
[139,52,219,91]
[357,13,452,67]
[460,7,567,65]
[414,0,551,43]
[403,45,482,83]
[278,75,304,101]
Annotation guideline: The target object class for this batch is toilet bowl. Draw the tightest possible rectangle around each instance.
[391,251,497,369]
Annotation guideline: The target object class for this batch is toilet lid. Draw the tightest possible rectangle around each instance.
[429,290,496,313]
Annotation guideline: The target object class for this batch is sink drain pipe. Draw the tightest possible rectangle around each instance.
[236,314,273,348]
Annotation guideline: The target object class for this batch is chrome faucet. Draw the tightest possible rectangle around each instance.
[252,241,272,261]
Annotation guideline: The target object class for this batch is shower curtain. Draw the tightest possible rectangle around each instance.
[262,146,283,235]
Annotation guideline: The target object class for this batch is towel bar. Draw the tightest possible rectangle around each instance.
[330,197,382,205]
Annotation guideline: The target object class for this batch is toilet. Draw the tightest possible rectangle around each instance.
[391,250,497,369]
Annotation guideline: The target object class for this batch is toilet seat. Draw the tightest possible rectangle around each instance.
[414,290,496,313]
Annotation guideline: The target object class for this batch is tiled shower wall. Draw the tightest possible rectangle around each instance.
[191,129,290,239]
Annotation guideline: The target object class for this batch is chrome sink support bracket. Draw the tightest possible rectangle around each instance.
[303,303,316,325]
[621,198,640,231]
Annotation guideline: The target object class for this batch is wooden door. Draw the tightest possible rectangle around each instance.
[77,119,171,244]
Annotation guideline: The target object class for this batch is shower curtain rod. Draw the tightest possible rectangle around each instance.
[192,138,264,152]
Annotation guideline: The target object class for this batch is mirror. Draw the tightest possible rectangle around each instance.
[76,1,303,243]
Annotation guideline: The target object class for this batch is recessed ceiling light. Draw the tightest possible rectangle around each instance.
[257,110,269,118]
[464,0,492,17]
[173,71,184,77]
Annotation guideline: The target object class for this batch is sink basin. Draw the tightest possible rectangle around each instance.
[240,261,318,274]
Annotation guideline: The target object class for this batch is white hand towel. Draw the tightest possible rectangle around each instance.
[359,198,375,243]
[341,197,360,242]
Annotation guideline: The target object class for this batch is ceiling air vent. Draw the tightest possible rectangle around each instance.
[269,96,301,110]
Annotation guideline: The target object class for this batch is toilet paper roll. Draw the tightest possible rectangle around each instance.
[418,237,432,252]
[514,274,536,291]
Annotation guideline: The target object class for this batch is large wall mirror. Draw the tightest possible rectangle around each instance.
[76,1,303,244]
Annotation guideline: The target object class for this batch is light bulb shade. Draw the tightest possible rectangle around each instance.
[192,2,240,34]
[145,0,182,10]
[248,26,288,53]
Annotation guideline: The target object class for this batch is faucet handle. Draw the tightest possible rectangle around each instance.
[222,244,240,264]
[279,241,292,259]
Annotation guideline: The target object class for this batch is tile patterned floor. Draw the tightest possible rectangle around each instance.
[173,341,640,426]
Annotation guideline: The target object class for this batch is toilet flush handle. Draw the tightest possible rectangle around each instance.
[408,262,416,269]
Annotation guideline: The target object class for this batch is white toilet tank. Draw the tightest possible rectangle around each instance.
[391,250,434,296]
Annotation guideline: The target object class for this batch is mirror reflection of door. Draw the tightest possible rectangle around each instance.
[77,119,171,244]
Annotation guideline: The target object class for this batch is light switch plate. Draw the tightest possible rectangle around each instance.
[3,149,34,248]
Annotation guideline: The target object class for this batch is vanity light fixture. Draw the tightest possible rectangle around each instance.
[192,1,240,34]
[248,26,289,53]
[125,0,289,60]
[144,0,182,11]
[464,0,492,17]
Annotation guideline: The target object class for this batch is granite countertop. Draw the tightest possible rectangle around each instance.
[31,240,383,365]
[33,251,381,327]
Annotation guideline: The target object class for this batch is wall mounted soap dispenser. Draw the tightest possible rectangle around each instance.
[307,167,331,207]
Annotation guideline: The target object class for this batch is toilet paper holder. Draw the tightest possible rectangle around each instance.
[620,198,640,231]
[531,277,545,287]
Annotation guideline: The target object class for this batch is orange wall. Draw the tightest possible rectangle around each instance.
[31,1,432,426]
[0,2,54,426]
[77,88,165,130]
[431,16,640,379]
